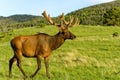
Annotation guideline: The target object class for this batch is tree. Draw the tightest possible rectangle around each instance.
[103,7,120,26]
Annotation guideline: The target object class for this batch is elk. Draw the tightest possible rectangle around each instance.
[9,11,79,79]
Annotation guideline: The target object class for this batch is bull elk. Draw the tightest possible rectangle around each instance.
[9,11,79,79]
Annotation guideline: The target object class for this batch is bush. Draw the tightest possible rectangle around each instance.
[39,23,46,27]
[113,32,119,37]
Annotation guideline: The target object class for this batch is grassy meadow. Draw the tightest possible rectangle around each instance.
[0,25,120,80]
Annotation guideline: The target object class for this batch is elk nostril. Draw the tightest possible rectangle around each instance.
[74,36,76,38]
[74,36,76,39]
[71,35,76,40]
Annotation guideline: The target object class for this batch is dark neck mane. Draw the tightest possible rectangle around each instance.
[50,33,65,50]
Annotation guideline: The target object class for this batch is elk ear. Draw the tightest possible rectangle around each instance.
[59,28,63,33]
[58,26,65,32]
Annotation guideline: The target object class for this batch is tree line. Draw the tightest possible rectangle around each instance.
[66,0,120,26]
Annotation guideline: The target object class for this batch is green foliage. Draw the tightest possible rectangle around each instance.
[1,25,120,80]
[103,7,120,26]
[113,32,119,37]
[39,23,46,27]
[8,14,38,22]
[0,15,45,33]
[66,1,120,26]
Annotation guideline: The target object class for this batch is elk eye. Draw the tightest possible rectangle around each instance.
[62,32,65,34]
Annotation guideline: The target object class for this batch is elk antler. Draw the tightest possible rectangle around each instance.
[61,14,79,27]
[72,18,80,27]
[42,11,79,28]
[42,11,58,26]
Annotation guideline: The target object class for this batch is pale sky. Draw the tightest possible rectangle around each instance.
[0,0,114,17]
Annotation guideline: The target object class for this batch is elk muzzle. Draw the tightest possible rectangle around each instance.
[69,32,76,40]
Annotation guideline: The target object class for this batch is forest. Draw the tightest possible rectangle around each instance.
[66,0,120,25]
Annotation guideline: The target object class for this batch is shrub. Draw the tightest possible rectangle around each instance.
[113,32,119,37]
[39,23,46,27]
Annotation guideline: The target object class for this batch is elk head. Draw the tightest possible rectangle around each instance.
[42,11,79,40]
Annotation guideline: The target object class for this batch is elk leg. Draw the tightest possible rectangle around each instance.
[16,51,27,78]
[17,62,27,78]
[9,56,17,78]
[44,56,50,79]
[30,56,41,78]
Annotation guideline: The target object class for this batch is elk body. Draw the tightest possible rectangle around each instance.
[9,11,79,79]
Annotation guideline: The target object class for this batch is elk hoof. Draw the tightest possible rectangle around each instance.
[48,76,50,79]
[23,75,28,79]
[47,75,50,79]
[30,74,35,78]
[9,74,12,78]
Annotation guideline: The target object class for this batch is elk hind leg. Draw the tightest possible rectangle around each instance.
[9,56,17,78]
[16,51,27,78]
[30,56,41,78]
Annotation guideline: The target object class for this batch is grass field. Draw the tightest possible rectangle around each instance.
[0,25,120,80]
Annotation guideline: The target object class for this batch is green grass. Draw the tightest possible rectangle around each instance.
[1,25,120,80]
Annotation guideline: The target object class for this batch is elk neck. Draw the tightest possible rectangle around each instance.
[50,32,66,50]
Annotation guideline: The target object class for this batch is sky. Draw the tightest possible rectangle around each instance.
[0,0,115,17]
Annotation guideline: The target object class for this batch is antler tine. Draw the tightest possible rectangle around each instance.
[72,18,80,27]
[68,17,80,27]
[60,13,64,20]
[42,11,57,25]
[60,13,69,25]
[67,16,74,26]
[48,14,54,24]
[70,16,74,23]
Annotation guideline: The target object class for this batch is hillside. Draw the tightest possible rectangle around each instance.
[8,15,40,22]
[0,15,41,22]
[1,25,120,80]
[66,0,120,25]
[0,15,44,32]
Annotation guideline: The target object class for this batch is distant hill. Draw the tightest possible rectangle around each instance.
[0,14,43,26]
[8,15,40,22]
[66,0,120,25]
[0,15,44,32]
[0,14,42,22]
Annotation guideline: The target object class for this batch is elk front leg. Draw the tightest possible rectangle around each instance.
[30,56,41,78]
[44,56,50,79]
